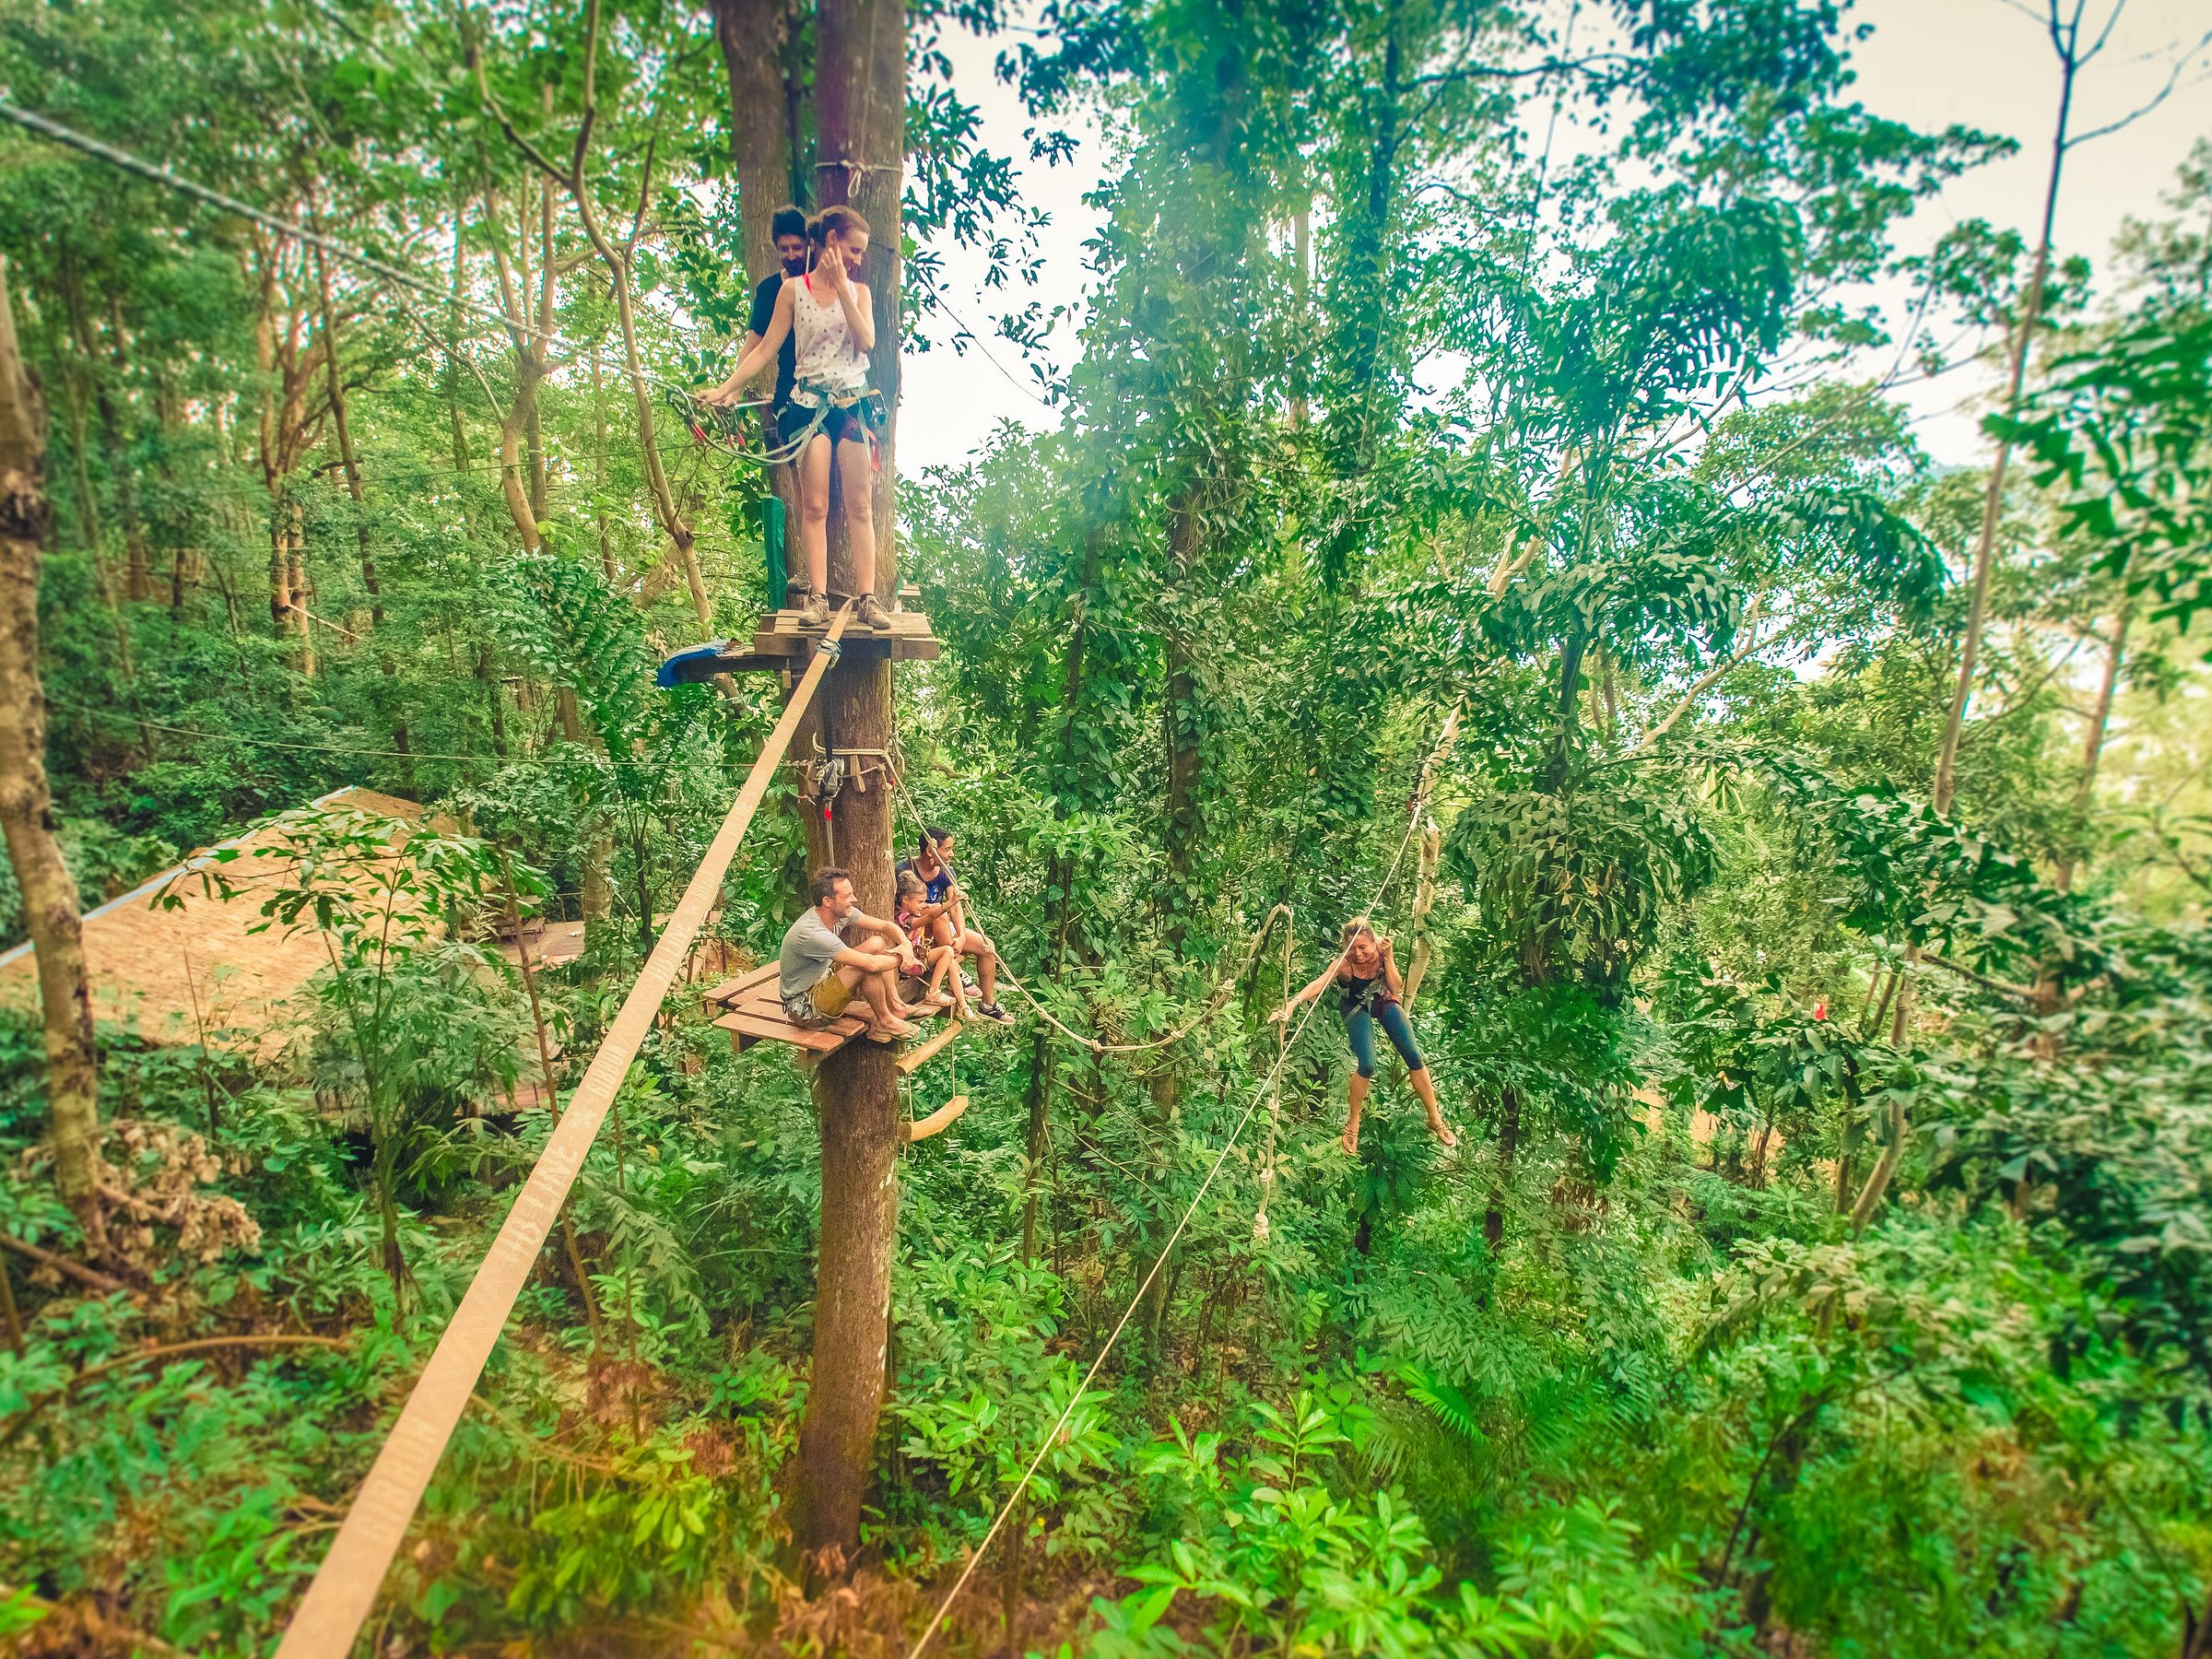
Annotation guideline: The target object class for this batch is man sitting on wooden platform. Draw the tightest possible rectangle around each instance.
[780,866,925,1044]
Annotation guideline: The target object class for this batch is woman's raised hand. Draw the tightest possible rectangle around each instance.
[819,237,852,291]
[697,382,737,407]
[1267,1002,1291,1025]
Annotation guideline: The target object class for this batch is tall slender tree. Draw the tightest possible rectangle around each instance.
[0,259,103,1253]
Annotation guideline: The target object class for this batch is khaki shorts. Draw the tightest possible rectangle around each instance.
[782,969,853,1025]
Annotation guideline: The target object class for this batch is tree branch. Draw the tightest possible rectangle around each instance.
[0,1230,124,1293]
[1919,951,2041,1003]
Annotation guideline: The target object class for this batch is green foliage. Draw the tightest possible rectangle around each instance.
[1998,301,2212,639]
[3,0,2211,1654]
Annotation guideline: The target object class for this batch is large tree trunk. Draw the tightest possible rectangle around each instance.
[715,0,806,558]
[795,0,904,1574]
[0,263,103,1252]
[713,0,797,280]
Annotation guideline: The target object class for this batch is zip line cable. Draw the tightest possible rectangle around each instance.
[0,100,696,400]
[896,722,1446,1659]
[2,99,1034,438]
[45,696,759,772]
[887,705,1461,1056]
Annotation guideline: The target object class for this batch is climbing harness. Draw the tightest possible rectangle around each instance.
[759,379,890,470]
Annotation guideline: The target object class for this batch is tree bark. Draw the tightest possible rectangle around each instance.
[1402,823,1443,1008]
[0,262,103,1251]
[484,193,548,556]
[1482,1086,1519,1252]
[713,0,797,280]
[2053,594,2133,894]
[795,0,905,1573]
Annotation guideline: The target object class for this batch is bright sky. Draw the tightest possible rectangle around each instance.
[898,0,2212,477]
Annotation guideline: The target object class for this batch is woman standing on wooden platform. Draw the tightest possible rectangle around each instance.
[1272,920,1456,1156]
[702,206,888,631]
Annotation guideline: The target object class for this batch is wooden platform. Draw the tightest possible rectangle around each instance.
[750,605,939,663]
[702,961,960,1071]
[497,920,587,971]
[660,604,940,678]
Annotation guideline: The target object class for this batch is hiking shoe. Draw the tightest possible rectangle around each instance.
[854,594,893,631]
[796,588,831,629]
[977,1001,1014,1025]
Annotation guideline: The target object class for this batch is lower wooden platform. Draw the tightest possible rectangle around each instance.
[703,961,961,1071]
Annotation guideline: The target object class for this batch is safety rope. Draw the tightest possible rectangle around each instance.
[884,768,1291,1056]
[899,723,1442,1659]
[0,100,712,406]
[1251,920,1294,1245]
[272,606,856,1659]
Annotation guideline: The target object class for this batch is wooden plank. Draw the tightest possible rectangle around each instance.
[701,962,779,1006]
[894,1019,965,1075]
[713,1007,861,1053]
[273,605,859,1659]
[904,1094,968,1142]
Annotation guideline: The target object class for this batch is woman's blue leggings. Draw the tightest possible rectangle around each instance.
[1345,1000,1425,1078]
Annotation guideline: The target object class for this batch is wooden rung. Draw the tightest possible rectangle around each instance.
[904,1095,968,1142]
[894,1019,965,1075]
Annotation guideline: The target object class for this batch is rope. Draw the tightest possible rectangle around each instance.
[898,726,1441,1659]
[272,606,857,1659]
[1251,920,1293,1245]
[0,100,690,404]
[44,697,718,771]
[883,768,1289,1056]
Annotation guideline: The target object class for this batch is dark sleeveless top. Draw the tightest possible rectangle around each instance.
[1338,967,1395,1017]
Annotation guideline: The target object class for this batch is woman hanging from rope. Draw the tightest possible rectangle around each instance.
[1271,920,1456,1156]
[700,205,889,630]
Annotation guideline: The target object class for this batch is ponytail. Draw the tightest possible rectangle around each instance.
[807,204,873,257]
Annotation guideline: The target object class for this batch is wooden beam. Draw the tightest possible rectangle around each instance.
[903,1094,967,1142]
[894,1018,964,1075]
[701,962,779,1006]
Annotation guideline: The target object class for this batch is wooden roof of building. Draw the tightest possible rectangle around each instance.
[0,786,427,1051]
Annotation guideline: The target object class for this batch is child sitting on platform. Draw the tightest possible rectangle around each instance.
[896,869,965,1016]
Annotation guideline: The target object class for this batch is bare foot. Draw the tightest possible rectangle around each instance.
[1340,1127,1360,1157]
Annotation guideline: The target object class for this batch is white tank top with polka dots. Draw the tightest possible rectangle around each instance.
[789,274,869,405]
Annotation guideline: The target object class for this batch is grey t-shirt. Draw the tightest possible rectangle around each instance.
[780,908,854,1001]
